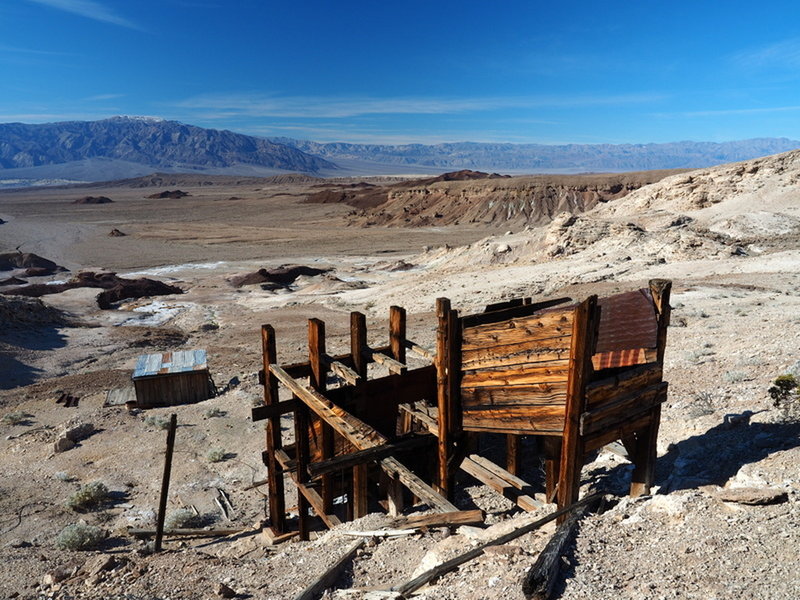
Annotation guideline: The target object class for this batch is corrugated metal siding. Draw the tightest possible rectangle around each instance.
[133,349,207,378]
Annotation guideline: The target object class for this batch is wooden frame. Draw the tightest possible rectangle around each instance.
[254,280,671,535]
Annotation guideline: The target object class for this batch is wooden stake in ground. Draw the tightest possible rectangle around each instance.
[154,413,177,552]
[521,494,601,599]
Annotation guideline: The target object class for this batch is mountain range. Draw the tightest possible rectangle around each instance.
[1,116,798,186]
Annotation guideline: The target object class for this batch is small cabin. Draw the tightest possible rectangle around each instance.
[132,349,211,408]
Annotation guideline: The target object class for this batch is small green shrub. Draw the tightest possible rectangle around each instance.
[67,482,110,512]
[56,523,105,550]
[144,415,171,430]
[723,370,747,384]
[768,374,799,422]
[206,448,227,463]
[204,407,226,418]
[2,411,31,426]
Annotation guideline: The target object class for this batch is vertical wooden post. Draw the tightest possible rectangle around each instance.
[435,297,452,498]
[629,280,672,497]
[294,398,311,541]
[261,325,286,533]
[389,305,406,364]
[350,312,369,519]
[154,413,177,552]
[541,436,561,503]
[308,318,333,515]
[387,306,407,514]
[557,296,599,521]
[506,435,520,476]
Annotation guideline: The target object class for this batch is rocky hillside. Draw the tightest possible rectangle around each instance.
[308,170,683,227]
[0,117,336,175]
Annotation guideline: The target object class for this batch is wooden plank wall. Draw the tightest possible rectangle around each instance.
[460,306,576,435]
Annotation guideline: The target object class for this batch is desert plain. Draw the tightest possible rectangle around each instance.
[0,155,799,599]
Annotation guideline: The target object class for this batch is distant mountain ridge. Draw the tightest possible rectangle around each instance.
[0,116,335,175]
[1,117,799,186]
[271,137,800,173]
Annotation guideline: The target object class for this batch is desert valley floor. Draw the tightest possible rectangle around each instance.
[0,157,799,599]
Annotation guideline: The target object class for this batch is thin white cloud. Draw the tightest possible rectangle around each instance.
[732,39,800,70]
[0,44,73,56]
[84,93,124,101]
[655,105,800,118]
[27,0,140,30]
[175,92,662,119]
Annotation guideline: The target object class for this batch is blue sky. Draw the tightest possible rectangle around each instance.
[1,0,800,144]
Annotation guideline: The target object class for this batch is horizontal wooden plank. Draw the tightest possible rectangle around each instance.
[580,382,668,436]
[586,362,663,408]
[460,455,543,512]
[462,405,565,435]
[461,309,575,352]
[461,382,568,407]
[252,398,298,422]
[462,341,571,371]
[461,362,571,389]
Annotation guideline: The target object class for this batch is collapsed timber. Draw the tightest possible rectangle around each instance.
[253,280,671,543]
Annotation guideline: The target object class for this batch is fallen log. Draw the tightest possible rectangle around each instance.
[522,494,602,599]
[390,493,603,597]
[294,538,364,600]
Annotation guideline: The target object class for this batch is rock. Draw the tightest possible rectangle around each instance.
[86,554,122,575]
[494,243,511,254]
[59,420,94,442]
[215,582,237,598]
[41,566,75,587]
[718,487,788,505]
[54,437,76,453]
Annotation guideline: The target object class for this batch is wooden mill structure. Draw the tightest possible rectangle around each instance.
[253,280,671,538]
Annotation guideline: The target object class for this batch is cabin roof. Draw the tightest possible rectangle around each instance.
[133,349,208,379]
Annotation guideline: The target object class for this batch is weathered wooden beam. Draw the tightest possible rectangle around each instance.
[367,349,407,375]
[522,495,601,599]
[270,365,387,448]
[462,297,573,328]
[380,456,457,513]
[404,339,433,360]
[307,435,434,478]
[293,395,312,540]
[350,311,369,520]
[391,509,484,530]
[293,539,364,600]
[460,455,543,512]
[154,413,177,553]
[435,297,452,497]
[391,493,603,597]
[324,357,362,385]
[274,448,341,530]
[261,324,286,534]
[309,318,334,516]
[557,296,598,520]
[252,398,298,422]
[270,365,455,514]
[506,434,520,476]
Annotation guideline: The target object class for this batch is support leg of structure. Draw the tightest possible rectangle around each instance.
[261,325,286,534]
[629,405,661,497]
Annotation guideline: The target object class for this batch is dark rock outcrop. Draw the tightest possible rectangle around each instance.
[146,190,189,199]
[0,271,183,309]
[228,265,330,288]
[0,252,66,274]
[72,196,113,204]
